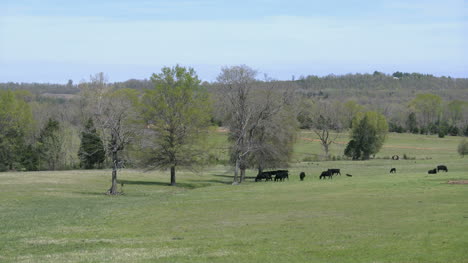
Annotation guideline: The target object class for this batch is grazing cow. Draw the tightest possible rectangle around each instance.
[274,170,289,182]
[390,168,396,173]
[299,172,306,181]
[278,170,289,180]
[255,171,273,182]
[428,168,437,174]
[437,165,448,172]
[319,170,333,179]
[346,173,353,177]
[328,169,341,176]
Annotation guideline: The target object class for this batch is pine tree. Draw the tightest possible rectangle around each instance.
[344,112,388,160]
[78,118,106,169]
[37,118,63,170]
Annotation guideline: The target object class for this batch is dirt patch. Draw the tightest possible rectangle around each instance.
[447,180,468,185]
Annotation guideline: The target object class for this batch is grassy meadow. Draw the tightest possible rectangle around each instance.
[1,132,468,262]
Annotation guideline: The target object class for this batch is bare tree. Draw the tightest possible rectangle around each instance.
[247,89,297,173]
[217,65,296,183]
[79,73,139,194]
[307,100,343,158]
[216,65,257,183]
[96,89,139,194]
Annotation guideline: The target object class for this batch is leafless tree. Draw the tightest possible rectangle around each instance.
[247,88,297,173]
[307,100,343,158]
[95,89,139,194]
[79,73,139,194]
[217,65,296,183]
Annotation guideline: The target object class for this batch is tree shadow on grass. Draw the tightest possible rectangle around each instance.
[74,191,108,196]
[118,180,215,189]
[186,179,232,185]
[213,174,234,179]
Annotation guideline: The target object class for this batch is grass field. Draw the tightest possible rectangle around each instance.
[1,132,468,262]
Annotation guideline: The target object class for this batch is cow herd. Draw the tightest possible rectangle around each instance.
[255,164,449,182]
[255,170,289,182]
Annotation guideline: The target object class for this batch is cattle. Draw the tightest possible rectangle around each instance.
[437,165,448,172]
[319,170,333,179]
[299,172,306,181]
[255,171,273,182]
[390,168,396,173]
[328,169,341,176]
[274,170,289,182]
[428,168,437,174]
[346,173,353,177]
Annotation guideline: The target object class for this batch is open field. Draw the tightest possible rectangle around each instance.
[1,132,468,262]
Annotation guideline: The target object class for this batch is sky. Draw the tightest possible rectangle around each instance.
[0,0,467,83]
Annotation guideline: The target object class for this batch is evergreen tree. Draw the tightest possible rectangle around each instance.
[406,112,418,133]
[78,118,106,169]
[20,144,39,171]
[37,118,63,170]
[345,112,388,160]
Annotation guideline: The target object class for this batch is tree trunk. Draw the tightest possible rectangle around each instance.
[108,151,118,194]
[233,158,240,184]
[258,166,263,175]
[170,166,176,186]
[240,167,246,183]
[324,144,329,159]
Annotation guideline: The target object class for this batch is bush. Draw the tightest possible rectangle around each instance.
[463,125,468,137]
[458,139,468,157]
[0,163,7,172]
[411,127,419,134]
[428,124,439,134]
[438,130,446,138]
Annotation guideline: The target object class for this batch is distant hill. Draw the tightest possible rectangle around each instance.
[2,72,467,104]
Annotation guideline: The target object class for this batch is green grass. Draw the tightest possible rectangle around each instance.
[1,132,468,262]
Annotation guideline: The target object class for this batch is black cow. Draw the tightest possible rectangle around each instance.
[274,170,289,181]
[299,172,306,181]
[390,168,396,173]
[437,165,448,172]
[255,171,273,182]
[346,173,353,177]
[319,170,333,179]
[428,168,437,174]
[328,169,341,176]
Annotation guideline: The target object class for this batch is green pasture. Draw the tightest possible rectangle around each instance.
[1,132,467,262]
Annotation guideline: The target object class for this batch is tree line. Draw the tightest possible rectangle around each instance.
[1,66,468,193]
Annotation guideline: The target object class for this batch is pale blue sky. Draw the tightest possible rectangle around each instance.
[1,0,467,83]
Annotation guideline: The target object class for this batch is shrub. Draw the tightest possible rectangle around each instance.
[438,130,446,138]
[458,139,468,157]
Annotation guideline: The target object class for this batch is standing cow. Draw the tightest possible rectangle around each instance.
[300,172,306,181]
[437,165,448,172]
